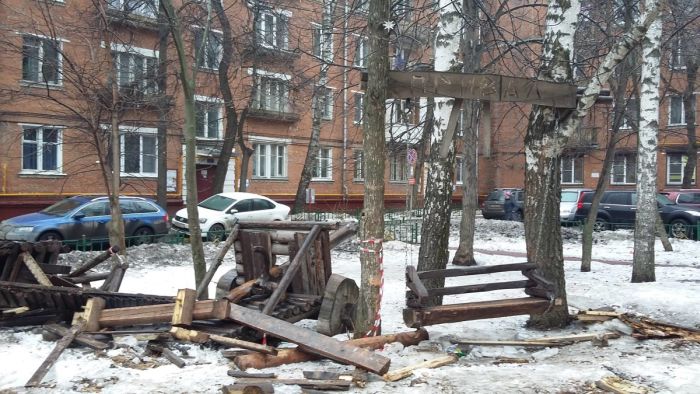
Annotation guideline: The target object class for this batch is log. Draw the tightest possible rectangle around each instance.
[328,222,358,249]
[417,262,537,280]
[25,322,85,387]
[425,279,535,298]
[196,222,240,299]
[383,355,458,382]
[68,246,120,277]
[228,303,390,375]
[64,272,110,284]
[234,329,428,370]
[225,266,283,303]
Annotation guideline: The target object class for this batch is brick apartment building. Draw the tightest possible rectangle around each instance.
[0,0,697,221]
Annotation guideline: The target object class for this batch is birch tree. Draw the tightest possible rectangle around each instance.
[354,0,389,337]
[524,0,662,328]
[415,0,461,304]
[632,9,663,283]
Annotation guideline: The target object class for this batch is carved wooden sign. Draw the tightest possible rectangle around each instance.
[386,71,577,108]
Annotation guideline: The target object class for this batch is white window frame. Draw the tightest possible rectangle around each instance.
[390,151,407,182]
[19,124,63,175]
[111,43,158,95]
[668,96,686,126]
[353,34,368,68]
[194,95,223,139]
[387,99,412,125]
[611,154,636,185]
[312,147,333,181]
[619,97,639,130]
[353,92,364,124]
[666,153,695,185]
[315,86,334,120]
[251,137,288,179]
[670,35,685,70]
[353,150,364,181]
[108,0,159,19]
[21,34,63,86]
[312,23,333,62]
[120,126,158,177]
[258,10,290,50]
[561,155,583,184]
[194,27,223,70]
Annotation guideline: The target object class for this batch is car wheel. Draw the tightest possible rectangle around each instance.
[131,227,154,246]
[207,224,225,242]
[670,219,691,239]
[593,218,609,232]
[38,231,63,242]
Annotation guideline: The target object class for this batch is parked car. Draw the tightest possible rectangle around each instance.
[560,188,593,225]
[171,192,290,241]
[0,196,169,243]
[481,188,524,221]
[574,190,700,239]
[661,189,700,209]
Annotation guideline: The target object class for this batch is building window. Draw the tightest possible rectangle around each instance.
[667,153,695,185]
[257,11,289,50]
[253,142,287,179]
[21,126,61,173]
[619,97,639,130]
[561,155,583,184]
[354,150,364,180]
[312,24,333,62]
[195,98,222,139]
[669,96,686,126]
[22,35,62,85]
[390,151,407,181]
[670,36,685,70]
[353,35,368,68]
[113,48,158,96]
[312,147,332,180]
[253,75,290,113]
[354,93,364,124]
[122,128,157,177]
[108,0,158,18]
[455,156,463,184]
[611,154,636,184]
[314,87,333,120]
[387,99,412,124]
[194,29,222,70]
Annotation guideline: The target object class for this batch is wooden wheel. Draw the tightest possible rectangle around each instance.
[215,269,239,299]
[317,274,359,336]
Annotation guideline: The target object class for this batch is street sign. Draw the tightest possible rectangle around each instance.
[407,148,418,164]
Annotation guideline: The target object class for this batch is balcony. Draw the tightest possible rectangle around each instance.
[106,5,159,31]
[566,126,599,150]
[247,103,300,123]
[241,41,301,63]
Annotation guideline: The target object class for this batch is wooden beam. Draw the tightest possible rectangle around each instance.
[238,221,340,231]
[25,322,85,387]
[170,326,278,355]
[68,246,119,277]
[417,262,537,280]
[235,378,351,391]
[383,355,457,382]
[20,253,52,286]
[172,289,197,325]
[42,324,109,350]
[81,297,106,332]
[403,297,550,328]
[425,279,535,298]
[196,223,240,299]
[228,303,391,375]
[98,299,229,327]
[405,266,428,306]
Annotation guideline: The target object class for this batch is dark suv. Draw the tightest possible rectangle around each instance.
[574,190,700,239]
[481,188,524,221]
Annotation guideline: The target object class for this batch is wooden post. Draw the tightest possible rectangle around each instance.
[68,245,120,277]
[172,289,197,325]
[196,222,240,299]
[81,297,106,332]
[25,322,85,387]
[20,252,52,286]
[261,225,321,315]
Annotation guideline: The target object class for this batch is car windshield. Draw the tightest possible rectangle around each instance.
[40,198,84,216]
[656,194,674,206]
[199,195,236,211]
[561,191,580,202]
[486,191,502,201]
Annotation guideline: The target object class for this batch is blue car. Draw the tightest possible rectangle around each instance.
[0,196,170,243]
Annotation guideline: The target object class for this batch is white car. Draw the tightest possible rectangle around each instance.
[171,192,290,241]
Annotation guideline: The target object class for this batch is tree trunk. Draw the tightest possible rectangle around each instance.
[156,2,169,210]
[212,0,244,195]
[354,0,389,338]
[632,6,662,283]
[162,0,207,297]
[681,60,697,188]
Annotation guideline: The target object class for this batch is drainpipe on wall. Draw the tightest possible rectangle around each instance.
[341,1,349,203]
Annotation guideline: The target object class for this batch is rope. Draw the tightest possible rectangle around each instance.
[361,238,383,337]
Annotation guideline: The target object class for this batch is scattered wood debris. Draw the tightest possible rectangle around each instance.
[450,332,620,348]
[619,313,700,342]
[575,309,621,323]
[595,375,652,394]
[383,355,458,382]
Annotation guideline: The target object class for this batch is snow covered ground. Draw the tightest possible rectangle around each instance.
[1,217,699,393]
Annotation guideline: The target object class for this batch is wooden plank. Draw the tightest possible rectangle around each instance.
[235,378,351,391]
[239,231,272,282]
[227,370,276,378]
[383,355,457,382]
[296,233,312,295]
[81,297,106,332]
[172,289,197,325]
[98,299,229,327]
[228,303,391,375]
[147,343,186,368]
[403,297,551,328]
[417,262,537,280]
[261,226,322,316]
[43,324,109,350]
[238,221,340,231]
[222,383,274,394]
[196,222,240,299]
[170,326,278,355]
[405,266,428,306]
[425,279,535,298]
[320,230,332,286]
[68,246,119,277]
[289,234,304,294]
[25,322,85,387]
